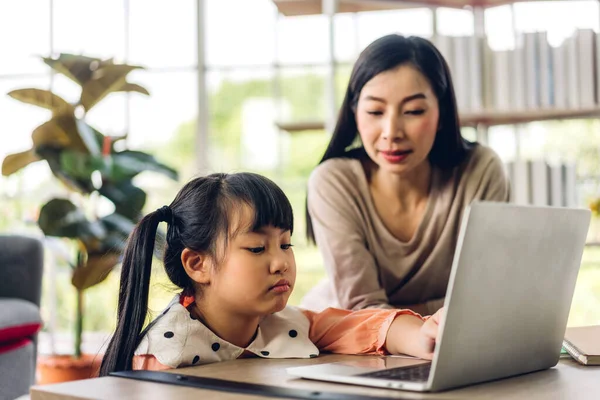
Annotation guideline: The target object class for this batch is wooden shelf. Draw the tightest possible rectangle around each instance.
[276,108,600,133]
[272,0,562,16]
[461,108,600,127]
[276,120,326,132]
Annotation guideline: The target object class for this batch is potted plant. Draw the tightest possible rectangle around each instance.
[1,54,178,383]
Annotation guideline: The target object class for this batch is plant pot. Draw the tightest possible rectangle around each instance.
[37,354,103,384]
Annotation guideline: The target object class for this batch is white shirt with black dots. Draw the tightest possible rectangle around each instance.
[134,295,320,368]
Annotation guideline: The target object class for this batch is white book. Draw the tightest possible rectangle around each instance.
[548,164,564,206]
[552,44,567,109]
[469,35,484,112]
[566,35,580,109]
[482,42,495,110]
[524,33,539,109]
[512,36,527,111]
[528,160,549,206]
[537,32,553,108]
[597,33,600,106]
[452,36,471,113]
[576,29,597,108]
[509,160,531,205]
[493,50,512,111]
[562,163,578,207]
[434,34,454,70]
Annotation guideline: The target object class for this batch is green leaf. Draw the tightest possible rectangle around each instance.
[109,150,179,182]
[101,212,136,235]
[38,147,95,194]
[86,124,123,153]
[1,149,40,176]
[99,181,147,220]
[32,116,88,153]
[8,89,74,116]
[59,150,103,181]
[43,54,111,86]
[80,65,143,111]
[114,82,150,96]
[31,119,72,149]
[71,253,120,290]
[75,119,101,156]
[38,198,106,241]
[99,213,136,253]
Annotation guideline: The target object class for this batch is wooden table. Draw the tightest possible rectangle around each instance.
[31,354,600,400]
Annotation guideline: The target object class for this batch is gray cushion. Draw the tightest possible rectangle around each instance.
[0,341,34,400]
[0,299,42,333]
[0,235,44,307]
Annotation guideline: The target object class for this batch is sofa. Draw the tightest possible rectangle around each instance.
[0,235,44,400]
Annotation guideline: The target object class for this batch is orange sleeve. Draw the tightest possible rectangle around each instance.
[302,307,425,355]
[132,355,173,371]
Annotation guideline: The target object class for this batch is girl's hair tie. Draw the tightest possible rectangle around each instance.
[156,205,173,224]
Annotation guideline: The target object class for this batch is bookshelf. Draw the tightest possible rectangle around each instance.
[277,108,600,132]
[273,0,566,16]
[272,0,600,137]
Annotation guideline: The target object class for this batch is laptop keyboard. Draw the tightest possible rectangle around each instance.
[358,363,431,382]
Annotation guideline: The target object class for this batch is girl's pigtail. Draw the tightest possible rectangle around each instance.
[99,211,163,376]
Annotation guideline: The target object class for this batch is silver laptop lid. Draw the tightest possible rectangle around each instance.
[429,202,590,391]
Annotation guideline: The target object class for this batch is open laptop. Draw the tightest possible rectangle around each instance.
[287,202,591,392]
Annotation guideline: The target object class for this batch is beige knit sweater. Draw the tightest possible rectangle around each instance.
[305,144,510,314]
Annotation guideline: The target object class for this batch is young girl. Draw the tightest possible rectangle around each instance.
[99,172,443,375]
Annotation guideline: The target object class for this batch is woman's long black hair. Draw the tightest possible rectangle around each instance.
[99,172,293,376]
[306,34,473,242]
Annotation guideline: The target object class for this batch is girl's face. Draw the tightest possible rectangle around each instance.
[355,64,439,175]
[207,206,296,317]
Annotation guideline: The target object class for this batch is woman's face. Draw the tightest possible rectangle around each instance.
[355,64,439,175]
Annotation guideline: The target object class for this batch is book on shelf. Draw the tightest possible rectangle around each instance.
[506,160,530,205]
[562,163,578,207]
[452,35,471,112]
[577,29,597,108]
[523,32,539,109]
[597,31,600,107]
[548,164,563,207]
[528,159,549,206]
[468,35,484,112]
[435,31,599,115]
[492,50,511,111]
[511,36,527,111]
[537,31,553,109]
[552,44,567,109]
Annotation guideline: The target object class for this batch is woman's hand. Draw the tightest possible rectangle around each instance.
[385,307,445,360]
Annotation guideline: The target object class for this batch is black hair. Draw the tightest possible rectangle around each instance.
[99,172,293,376]
[306,34,474,242]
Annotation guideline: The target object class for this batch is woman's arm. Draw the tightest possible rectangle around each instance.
[308,166,391,310]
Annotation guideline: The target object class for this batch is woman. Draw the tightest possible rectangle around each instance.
[303,34,510,315]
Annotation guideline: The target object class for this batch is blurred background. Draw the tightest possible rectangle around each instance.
[1,0,599,359]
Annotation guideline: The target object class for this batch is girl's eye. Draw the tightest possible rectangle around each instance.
[405,109,425,115]
[366,111,383,116]
[246,247,265,254]
[281,244,294,250]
